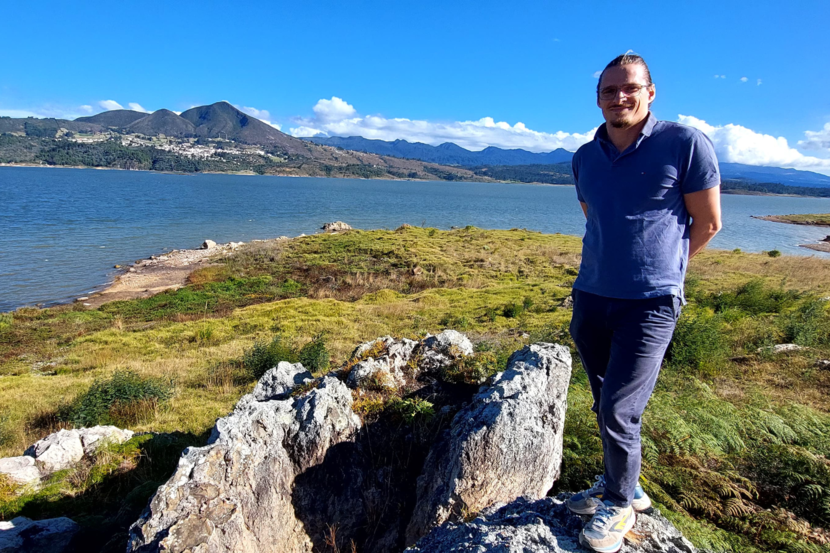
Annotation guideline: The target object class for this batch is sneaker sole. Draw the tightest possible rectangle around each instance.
[578,512,636,553]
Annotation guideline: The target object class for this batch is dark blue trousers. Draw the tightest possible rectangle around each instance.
[568,288,681,507]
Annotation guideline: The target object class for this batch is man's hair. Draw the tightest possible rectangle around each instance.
[596,53,653,93]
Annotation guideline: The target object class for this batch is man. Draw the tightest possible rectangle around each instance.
[566,53,722,553]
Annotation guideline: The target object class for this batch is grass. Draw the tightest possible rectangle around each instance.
[1,227,830,552]
[764,213,830,226]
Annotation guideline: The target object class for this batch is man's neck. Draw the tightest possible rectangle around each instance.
[605,114,650,153]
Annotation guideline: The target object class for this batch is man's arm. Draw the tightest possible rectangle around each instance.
[580,202,588,218]
[684,185,722,259]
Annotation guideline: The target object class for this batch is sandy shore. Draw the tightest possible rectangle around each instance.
[80,241,245,309]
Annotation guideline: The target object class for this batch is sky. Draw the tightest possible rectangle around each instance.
[2,0,830,174]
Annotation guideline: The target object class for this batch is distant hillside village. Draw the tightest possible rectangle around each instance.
[2,103,830,196]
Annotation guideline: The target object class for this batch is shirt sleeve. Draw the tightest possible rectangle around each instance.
[572,154,584,202]
[681,130,721,194]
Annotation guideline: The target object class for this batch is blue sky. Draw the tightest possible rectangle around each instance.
[3,0,830,173]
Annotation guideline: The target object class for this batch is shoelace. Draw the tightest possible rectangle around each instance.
[588,504,618,531]
[587,474,605,494]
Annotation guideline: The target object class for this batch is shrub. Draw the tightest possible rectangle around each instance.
[503,302,525,318]
[387,397,435,424]
[242,335,298,379]
[65,370,174,427]
[768,249,782,258]
[781,299,830,347]
[666,310,729,377]
[442,351,501,385]
[298,334,330,373]
[0,313,12,331]
[707,279,800,316]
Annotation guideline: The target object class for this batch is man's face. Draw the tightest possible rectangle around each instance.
[597,64,655,129]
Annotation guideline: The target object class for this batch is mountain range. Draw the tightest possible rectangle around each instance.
[304,135,830,188]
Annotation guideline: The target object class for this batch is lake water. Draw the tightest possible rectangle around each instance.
[2,166,830,312]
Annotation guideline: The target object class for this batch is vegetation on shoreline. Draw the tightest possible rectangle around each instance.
[1,228,830,551]
[755,213,830,226]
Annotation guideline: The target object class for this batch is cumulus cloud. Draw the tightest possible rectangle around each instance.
[757,79,762,86]
[798,122,830,152]
[128,102,149,113]
[678,115,830,175]
[313,97,357,122]
[740,77,748,83]
[235,105,281,130]
[714,75,727,79]
[593,70,603,79]
[289,97,595,152]
[79,105,93,113]
[98,100,123,111]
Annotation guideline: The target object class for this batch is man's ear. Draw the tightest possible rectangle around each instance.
[648,85,656,105]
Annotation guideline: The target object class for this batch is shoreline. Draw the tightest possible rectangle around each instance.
[752,214,830,226]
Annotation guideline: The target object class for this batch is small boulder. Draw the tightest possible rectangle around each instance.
[0,456,41,485]
[77,426,134,455]
[758,343,807,354]
[347,358,405,390]
[25,429,84,474]
[816,359,830,370]
[418,330,474,373]
[253,361,314,401]
[560,295,574,309]
[0,516,80,553]
[202,239,217,249]
[321,221,352,232]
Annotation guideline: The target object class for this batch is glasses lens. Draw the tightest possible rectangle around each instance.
[599,84,647,100]
[599,87,618,100]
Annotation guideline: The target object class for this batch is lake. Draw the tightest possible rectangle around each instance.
[2,166,830,312]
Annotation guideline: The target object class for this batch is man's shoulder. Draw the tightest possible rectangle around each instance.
[653,119,710,144]
[573,138,598,162]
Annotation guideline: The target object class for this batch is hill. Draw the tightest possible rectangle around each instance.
[0,117,102,137]
[720,162,830,188]
[305,135,573,166]
[179,101,310,155]
[75,110,147,128]
[125,109,196,137]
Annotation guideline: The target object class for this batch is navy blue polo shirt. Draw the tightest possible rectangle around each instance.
[571,112,720,301]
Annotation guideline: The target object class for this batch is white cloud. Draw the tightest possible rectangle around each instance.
[99,100,123,111]
[234,105,281,130]
[239,105,270,120]
[290,97,596,152]
[740,77,748,83]
[593,70,603,79]
[714,75,727,79]
[678,114,830,175]
[313,97,357,122]
[128,102,149,113]
[79,105,93,113]
[798,122,830,152]
[0,108,40,118]
[757,79,762,86]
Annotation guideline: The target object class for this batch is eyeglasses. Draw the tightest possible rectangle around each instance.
[598,83,652,101]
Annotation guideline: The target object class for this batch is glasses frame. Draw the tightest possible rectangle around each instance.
[597,83,653,101]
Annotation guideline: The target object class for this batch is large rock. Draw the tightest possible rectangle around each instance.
[0,516,80,553]
[127,376,361,552]
[406,496,697,553]
[405,343,572,544]
[252,361,313,401]
[24,429,84,473]
[0,456,41,485]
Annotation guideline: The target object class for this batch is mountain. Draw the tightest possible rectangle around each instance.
[0,117,103,137]
[179,102,308,154]
[303,135,573,166]
[75,109,147,127]
[125,109,196,137]
[719,162,830,188]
